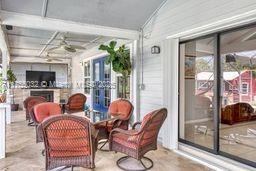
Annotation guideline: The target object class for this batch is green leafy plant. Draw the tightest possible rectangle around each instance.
[7,69,17,104]
[99,41,131,98]
[7,69,17,85]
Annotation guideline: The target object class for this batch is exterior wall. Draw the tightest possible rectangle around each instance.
[232,71,256,103]
[141,0,256,146]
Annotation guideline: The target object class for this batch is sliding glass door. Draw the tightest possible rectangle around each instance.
[179,24,256,167]
[179,36,216,150]
[219,26,256,164]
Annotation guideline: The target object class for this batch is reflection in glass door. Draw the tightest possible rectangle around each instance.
[179,36,215,150]
[93,57,111,112]
[220,26,256,164]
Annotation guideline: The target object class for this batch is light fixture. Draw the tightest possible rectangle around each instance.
[151,46,160,54]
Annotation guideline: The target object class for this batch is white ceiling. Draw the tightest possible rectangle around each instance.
[1,0,165,30]
[5,26,112,60]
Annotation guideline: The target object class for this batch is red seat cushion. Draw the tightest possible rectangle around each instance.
[112,130,139,149]
[34,102,61,123]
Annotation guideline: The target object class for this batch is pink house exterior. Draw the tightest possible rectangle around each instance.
[197,70,256,104]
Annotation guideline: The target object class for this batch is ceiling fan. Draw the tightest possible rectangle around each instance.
[44,53,63,62]
[48,35,86,53]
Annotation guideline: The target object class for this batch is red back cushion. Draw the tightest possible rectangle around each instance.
[108,99,133,120]
[140,111,153,129]
[139,108,167,146]
[45,119,90,157]
[34,102,61,123]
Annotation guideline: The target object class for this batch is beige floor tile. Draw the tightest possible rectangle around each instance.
[0,111,211,171]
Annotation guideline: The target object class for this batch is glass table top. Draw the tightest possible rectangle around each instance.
[72,110,117,124]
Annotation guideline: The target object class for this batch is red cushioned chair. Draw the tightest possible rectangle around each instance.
[109,108,167,171]
[94,99,133,150]
[65,93,87,113]
[32,102,62,143]
[40,115,98,171]
[23,96,46,126]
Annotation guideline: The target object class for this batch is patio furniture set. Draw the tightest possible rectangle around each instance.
[23,93,167,171]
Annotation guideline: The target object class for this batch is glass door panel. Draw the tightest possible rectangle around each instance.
[220,26,256,163]
[179,36,215,149]
[104,60,111,108]
[93,57,111,112]
[93,61,101,109]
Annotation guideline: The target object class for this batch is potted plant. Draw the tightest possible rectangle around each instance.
[7,69,19,111]
[99,41,131,99]
[0,72,6,103]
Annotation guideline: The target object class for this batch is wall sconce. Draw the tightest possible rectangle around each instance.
[79,61,83,66]
[151,46,160,54]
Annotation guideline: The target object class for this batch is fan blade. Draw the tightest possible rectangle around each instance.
[64,46,76,53]
[70,45,86,50]
[48,46,61,51]
[40,43,56,46]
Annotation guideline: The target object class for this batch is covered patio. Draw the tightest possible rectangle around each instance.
[0,0,256,171]
[0,0,205,170]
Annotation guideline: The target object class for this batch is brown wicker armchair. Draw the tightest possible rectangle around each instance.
[23,96,46,126]
[94,99,133,150]
[109,108,167,171]
[40,115,98,171]
[65,93,87,113]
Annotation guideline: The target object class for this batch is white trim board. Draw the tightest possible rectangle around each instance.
[177,143,256,171]
[162,38,179,150]
[0,10,140,40]
[166,9,256,40]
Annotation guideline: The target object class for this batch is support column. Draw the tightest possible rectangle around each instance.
[2,50,11,124]
[130,40,140,122]
[0,106,6,159]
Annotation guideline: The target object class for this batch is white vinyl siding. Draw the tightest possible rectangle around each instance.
[141,0,256,142]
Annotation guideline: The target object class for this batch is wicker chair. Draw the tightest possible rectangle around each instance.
[23,96,46,126]
[109,108,167,171]
[40,115,98,171]
[94,99,133,150]
[32,102,62,143]
[65,93,87,113]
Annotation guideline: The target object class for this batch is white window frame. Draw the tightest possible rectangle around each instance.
[84,61,91,95]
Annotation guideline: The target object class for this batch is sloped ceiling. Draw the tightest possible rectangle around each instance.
[1,0,166,30]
